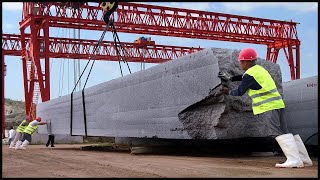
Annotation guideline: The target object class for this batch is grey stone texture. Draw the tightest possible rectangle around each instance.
[37,48,284,140]
[282,75,318,145]
[31,133,83,145]
[178,48,284,139]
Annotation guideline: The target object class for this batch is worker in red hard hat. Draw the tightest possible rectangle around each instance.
[218,48,312,168]
[15,116,48,150]
[36,116,42,121]
[9,116,31,149]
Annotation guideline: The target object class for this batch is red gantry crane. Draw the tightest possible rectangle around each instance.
[2,2,300,138]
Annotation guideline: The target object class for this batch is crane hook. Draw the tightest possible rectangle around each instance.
[100,2,118,24]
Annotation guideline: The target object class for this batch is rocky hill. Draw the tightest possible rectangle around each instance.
[5,98,26,128]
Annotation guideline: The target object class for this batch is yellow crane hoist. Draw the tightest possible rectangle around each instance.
[100,2,118,24]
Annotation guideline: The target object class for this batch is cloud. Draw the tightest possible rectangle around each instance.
[2,2,23,11]
[168,2,212,11]
[136,2,212,12]
[222,2,317,13]
[5,24,14,29]
[306,53,314,58]
[3,23,20,33]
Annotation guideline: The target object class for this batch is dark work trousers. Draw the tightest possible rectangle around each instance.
[46,135,55,147]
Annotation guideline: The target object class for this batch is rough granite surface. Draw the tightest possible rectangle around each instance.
[178,48,284,139]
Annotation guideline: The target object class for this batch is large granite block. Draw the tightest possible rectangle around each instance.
[282,75,318,145]
[37,48,283,140]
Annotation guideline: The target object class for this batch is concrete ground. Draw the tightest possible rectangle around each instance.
[2,144,318,178]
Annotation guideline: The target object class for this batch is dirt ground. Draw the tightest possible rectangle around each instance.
[2,144,318,178]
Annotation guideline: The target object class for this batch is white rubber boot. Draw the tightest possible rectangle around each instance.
[19,140,30,150]
[275,133,304,168]
[14,140,23,150]
[294,134,313,167]
[9,141,15,148]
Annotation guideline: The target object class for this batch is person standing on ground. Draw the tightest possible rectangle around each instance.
[218,48,312,168]
[15,116,47,150]
[45,120,55,147]
[8,126,16,145]
[9,116,30,148]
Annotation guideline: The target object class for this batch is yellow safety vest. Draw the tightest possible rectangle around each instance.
[244,64,285,115]
[16,120,28,133]
[23,120,39,135]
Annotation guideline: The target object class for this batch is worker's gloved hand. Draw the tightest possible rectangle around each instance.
[221,86,229,95]
[218,72,231,81]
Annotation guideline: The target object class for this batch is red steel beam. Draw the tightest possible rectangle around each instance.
[21,2,299,43]
[2,33,203,63]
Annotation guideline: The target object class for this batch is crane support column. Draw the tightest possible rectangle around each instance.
[43,20,50,101]
[2,55,5,139]
[20,26,32,117]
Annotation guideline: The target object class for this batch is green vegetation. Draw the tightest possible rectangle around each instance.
[5,98,26,128]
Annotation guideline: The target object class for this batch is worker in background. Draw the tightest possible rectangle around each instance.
[15,116,47,150]
[45,120,55,147]
[8,126,16,145]
[9,116,30,148]
[218,48,312,168]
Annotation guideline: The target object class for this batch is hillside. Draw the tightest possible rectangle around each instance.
[5,98,26,128]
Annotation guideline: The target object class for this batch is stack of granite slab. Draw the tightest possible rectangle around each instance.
[37,48,284,140]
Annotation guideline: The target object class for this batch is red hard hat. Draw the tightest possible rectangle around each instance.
[36,117,42,121]
[238,48,257,61]
[26,116,31,120]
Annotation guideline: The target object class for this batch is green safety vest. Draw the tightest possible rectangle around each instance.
[23,120,39,135]
[244,64,285,115]
[16,120,28,133]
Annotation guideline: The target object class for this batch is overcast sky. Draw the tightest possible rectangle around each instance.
[2,2,318,101]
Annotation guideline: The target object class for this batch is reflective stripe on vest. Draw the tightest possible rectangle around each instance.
[16,120,28,133]
[244,64,285,115]
[23,120,39,135]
